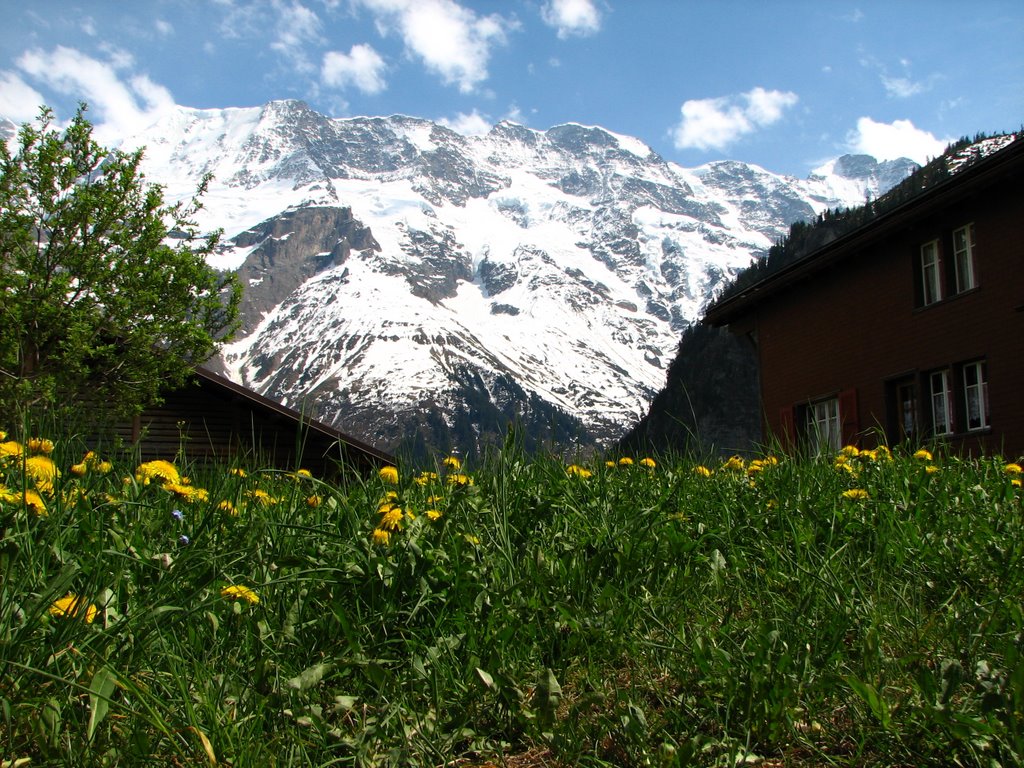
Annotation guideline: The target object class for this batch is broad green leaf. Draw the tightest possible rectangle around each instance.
[87,665,118,741]
[475,667,495,689]
[285,662,334,692]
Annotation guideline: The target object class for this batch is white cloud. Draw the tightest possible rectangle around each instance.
[0,71,47,122]
[155,19,174,37]
[672,87,799,152]
[861,54,936,100]
[271,1,324,73]
[881,76,925,98]
[846,117,949,164]
[322,44,387,93]
[541,0,601,38]
[438,109,491,135]
[503,104,525,124]
[355,0,513,93]
[881,70,939,99]
[81,17,97,36]
[15,46,176,144]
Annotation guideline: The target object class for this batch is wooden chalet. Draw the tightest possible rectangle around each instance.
[108,366,394,476]
[704,135,1024,457]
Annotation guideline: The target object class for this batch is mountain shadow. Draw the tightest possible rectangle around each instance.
[618,323,760,456]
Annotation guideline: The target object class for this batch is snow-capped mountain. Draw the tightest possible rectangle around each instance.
[113,100,914,454]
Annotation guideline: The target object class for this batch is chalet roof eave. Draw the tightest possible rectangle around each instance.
[703,136,1024,327]
[192,366,395,466]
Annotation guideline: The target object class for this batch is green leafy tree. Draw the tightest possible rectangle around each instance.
[0,105,240,423]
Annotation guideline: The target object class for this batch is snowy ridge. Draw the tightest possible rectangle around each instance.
[112,100,915,453]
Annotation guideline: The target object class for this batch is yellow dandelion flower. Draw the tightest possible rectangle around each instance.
[218,499,238,516]
[49,593,98,623]
[842,488,869,500]
[442,456,462,470]
[246,488,278,507]
[229,467,247,478]
[23,493,47,518]
[605,460,616,468]
[70,462,88,477]
[0,484,19,504]
[135,460,180,485]
[1012,478,1021,488]
[426,509,443,521]
[640,457,656,468]
[693,465,712,477]
[913,449,933,461]
[379,466,399,484]
[25,455,60,490]
[566,464,592,478]
[295,468,313,479]
[1003,463,1022,476]
[380,507,404,531]
[163,483,209,503]
[27,437,54,455]
[96,461,112,474]
[925,465,940,474]
[414,471,438,486]
[221,584,260,605]
[721,455,745,471]
[875,445,892,460]
[838,445,860,458]
[0,440,24,459]
[427,495,444,505]
[306,494,322,508]
[372,528,391,546]
[617,457,634,466]
[447,473,473,486]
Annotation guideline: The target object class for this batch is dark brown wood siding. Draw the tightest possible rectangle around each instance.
[753,174,1024,456]
[99,371,392,477]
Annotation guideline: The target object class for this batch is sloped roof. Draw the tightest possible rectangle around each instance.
[192,365,395,467]
[704,134,1023,327]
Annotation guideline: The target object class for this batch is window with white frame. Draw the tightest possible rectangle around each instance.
[962,361,989,431]
[920,240,942,306]
[806,397,840,453]
[930,370,953,436]
[952,223,976,294]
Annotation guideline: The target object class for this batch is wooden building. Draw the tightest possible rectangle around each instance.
[704,136,1023,457]
[109,366,394,476]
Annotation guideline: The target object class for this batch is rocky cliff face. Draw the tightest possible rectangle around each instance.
[114,100,914,457]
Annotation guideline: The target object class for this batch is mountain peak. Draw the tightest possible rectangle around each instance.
[812,153,918,182]
[108,100,917,456]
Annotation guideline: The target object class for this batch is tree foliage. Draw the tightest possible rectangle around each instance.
[0,105,240,423]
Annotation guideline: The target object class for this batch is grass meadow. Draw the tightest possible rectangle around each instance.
[1,429,1022,767]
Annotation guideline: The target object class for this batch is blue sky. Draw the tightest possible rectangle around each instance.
[1,0,1021,177]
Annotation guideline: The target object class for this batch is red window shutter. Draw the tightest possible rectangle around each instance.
[778,406,797,449]
[838,388,859,446]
